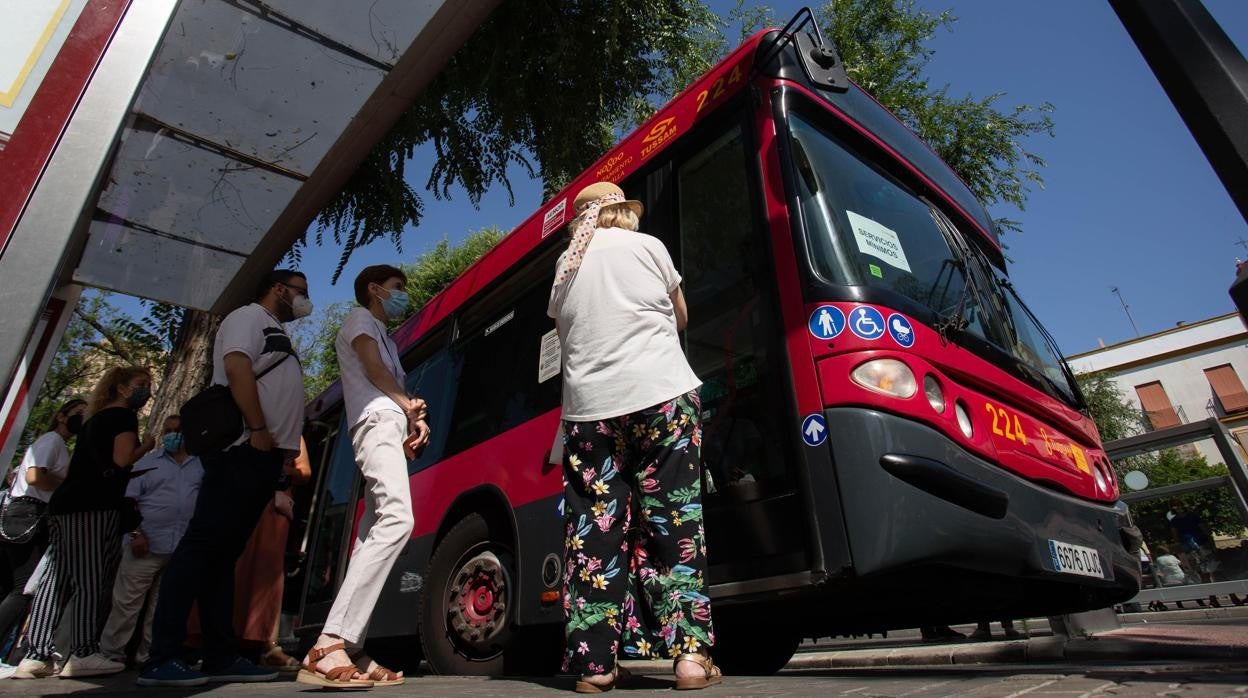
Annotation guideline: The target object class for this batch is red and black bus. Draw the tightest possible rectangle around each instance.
[294,11,1141,676]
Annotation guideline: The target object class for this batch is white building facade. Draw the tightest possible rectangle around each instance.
[1067,313,1248,464]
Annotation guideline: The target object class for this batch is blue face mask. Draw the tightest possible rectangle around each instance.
[162,432,184,453]
[380,288,409,319]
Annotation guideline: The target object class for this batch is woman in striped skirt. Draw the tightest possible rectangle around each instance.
[14,366,156,679]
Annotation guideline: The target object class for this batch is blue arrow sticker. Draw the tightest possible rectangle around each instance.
[887,313,915,348]
[808,305,845,340]
[849,306,886,340]
[801,414,827,447]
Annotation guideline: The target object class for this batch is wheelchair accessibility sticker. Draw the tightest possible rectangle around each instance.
[887,313,915,348]
[808,305,845,340]
[849,306,885,341]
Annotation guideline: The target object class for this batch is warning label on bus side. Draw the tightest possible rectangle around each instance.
[542,198,568,238]
[538,328,561,383]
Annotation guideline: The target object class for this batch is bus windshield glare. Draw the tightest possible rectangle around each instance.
[788,111,1080,407]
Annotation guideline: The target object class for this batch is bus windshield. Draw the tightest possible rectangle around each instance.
[788,111,1081,408]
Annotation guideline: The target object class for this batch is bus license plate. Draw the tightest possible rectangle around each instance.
[1048,539,1105,579]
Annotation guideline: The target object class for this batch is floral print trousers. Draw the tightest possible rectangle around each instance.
[560,389,714,676]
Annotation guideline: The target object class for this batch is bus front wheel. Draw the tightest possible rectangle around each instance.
[419,513,513,675]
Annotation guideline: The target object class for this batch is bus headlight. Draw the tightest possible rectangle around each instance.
[923,375,945,413]
[851,359,916,399]
[955,401,973,438]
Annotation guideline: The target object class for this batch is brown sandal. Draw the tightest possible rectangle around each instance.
[296,642,374,689]
[673,653,722,690]
[575,664,632,693]
[348,651,405,687]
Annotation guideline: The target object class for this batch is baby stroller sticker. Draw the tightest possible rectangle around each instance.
[887,313,915,347]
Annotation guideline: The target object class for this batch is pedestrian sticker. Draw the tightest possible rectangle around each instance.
[847,210,911,273]
[538,328,561,383]
[808,305,845,340]
[849,306,885,340]
[801,414,827,447]
[887,313,915,348]
[869,263,883,278]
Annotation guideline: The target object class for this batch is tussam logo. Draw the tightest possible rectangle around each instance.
[641,117,678,158]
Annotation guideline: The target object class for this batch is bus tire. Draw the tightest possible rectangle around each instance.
[712,619,799,676]
[419,512,513,675]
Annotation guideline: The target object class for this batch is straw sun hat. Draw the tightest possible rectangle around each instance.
[572,181,643,218]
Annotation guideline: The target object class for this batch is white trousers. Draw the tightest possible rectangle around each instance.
[322,409,415,644]
[98,545,170,663]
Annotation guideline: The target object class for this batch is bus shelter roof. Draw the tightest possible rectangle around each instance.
[68,0,496,313]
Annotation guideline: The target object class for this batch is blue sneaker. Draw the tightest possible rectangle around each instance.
[203,656,278,683]
[136,659,208,687]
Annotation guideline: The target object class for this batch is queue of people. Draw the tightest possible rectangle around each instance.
[0,180,724,692]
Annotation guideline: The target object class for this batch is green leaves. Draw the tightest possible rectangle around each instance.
[1076,372,1146,442]
[309,0,723,275]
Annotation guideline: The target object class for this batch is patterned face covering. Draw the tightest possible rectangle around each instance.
[549,192,626,313]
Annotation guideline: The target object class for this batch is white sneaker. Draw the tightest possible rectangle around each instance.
[59,653,125,678]
[0,662,17,679]
[11,657,56,679]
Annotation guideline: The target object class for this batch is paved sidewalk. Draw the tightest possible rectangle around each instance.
[0,661,1244,696]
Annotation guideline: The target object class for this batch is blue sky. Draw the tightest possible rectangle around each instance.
[179,0,1248,358]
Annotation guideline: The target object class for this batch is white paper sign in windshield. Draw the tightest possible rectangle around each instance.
[847,210,911,273]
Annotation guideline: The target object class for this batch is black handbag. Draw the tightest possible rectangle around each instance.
[0,491,46,544]
[180,353,290,456]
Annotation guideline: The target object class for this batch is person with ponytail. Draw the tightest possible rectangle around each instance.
[0,398,86,669]
[14,367,155,679]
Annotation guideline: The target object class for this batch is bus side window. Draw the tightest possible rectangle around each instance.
[443,279,561,458]
[404,346,457,473]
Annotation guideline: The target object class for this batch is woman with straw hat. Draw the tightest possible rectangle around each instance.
[548,182,720,692]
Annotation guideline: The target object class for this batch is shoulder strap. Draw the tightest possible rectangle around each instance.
[255,352,291,382]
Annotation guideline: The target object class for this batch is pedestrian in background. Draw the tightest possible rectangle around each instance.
[299,265,426,688]
[140,270,308,687]
[548,182,719,692]
[16,367,155,679]
[0,398,86,671]
[87,415,201,673]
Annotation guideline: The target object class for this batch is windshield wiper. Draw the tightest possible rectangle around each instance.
[926,210,979,343]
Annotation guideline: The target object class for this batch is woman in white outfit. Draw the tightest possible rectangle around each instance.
[298,265,429,688]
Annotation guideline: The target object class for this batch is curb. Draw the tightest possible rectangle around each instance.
[1119,606,1248,624]
[782,636,1066,669]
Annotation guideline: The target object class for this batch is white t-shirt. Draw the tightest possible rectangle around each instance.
[336,307,405,429]
[548,227,701,421]
[212,303,305,452]
[10,432,70,502]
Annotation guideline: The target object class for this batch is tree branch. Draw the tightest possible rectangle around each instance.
[75,308,134,363]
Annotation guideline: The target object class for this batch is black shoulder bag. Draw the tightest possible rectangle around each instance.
[180,353,291,456]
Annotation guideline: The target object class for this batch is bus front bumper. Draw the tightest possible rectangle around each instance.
[823,407,1141,611]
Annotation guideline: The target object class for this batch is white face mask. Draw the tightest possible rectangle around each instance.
[290,294,313,320]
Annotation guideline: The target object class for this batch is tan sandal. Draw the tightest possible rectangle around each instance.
[575,664,632,693]
[296,642,374,689]
[259,642,300,674]
[348,651,405,687]
[673,652,722,690]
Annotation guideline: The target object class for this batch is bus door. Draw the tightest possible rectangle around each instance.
[665,116,809,588]
[297,415,360,631]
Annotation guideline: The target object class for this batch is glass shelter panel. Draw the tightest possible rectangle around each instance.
[1117,436,1248,595]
